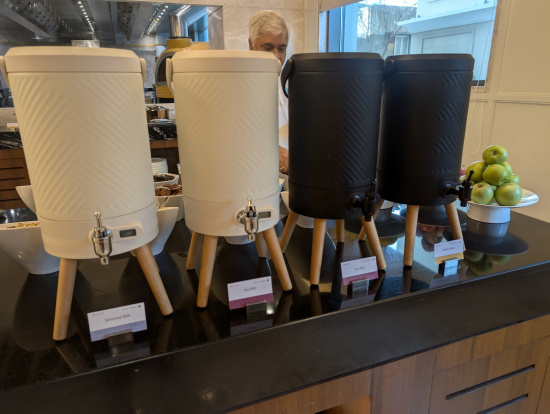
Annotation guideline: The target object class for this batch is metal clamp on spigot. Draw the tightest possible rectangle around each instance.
[441,170,474,207]
[237,197,259,241]
[346,181,381,221]
[92,211,112,265]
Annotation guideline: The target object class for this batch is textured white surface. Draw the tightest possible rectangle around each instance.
[174,69,279,205]
[10,72,154,222]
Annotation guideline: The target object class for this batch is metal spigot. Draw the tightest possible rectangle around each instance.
[347,180,381,222]
[237,197,259,241]
[441,170,474,207]
[92,211,112,265]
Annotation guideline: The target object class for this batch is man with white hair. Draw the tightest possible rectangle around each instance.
[248,10,290,174]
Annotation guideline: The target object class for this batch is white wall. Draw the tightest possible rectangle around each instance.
[463,0,550,222]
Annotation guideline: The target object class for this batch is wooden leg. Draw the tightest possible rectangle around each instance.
[404,205,420,267]
[335,219,345,243]
[53,258,78,341]
[196,235,218,308]
[186,231,202,270]
[361,217,386,270]
[310,219,327,285]
[444,202,464,248]
[263,227,292,291]
[134,245,173,316]
[254,232,267,258]
[280,210,300,253]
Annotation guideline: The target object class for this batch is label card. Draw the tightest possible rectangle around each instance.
[434,239,464,264]
[341,257,378,286]
[88,303,147,342]
[227,276,274,310]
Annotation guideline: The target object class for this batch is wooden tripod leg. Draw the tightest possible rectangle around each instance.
[186,231,202,270]
[134,244,173,316]
[263,227,292,291]
[196,235,218,308]
[255,232,267,258]
[280,210,300,253]
[357,199,384,241]
[335,219,345,243]
[310,219,327,285]
[53,258,78,341]
[361,216,386,270]
[444,202,464,247]
[404,205,420,267]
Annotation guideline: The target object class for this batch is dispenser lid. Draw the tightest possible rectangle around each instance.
[384,54,475,72]
[171,50,280,73]
[3,46,142,73]
[285,53,384,72]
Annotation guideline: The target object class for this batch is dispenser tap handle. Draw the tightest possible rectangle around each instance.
[362,181,381,222]
[238,197,259,241]
[92,211,112,265]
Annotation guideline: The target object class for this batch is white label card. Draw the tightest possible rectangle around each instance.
[227,276,274,310]
[88,302,147,342]
[341,257,378,286]
[434,239,464,264]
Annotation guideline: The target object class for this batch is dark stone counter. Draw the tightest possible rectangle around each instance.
[0,206,549,413]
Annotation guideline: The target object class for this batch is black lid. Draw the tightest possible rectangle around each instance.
[286,52,383,72]
[384,53,474,73]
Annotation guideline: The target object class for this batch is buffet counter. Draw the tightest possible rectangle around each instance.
[1,205,550,413]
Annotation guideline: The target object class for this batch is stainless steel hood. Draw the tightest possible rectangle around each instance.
[0,0,194,44]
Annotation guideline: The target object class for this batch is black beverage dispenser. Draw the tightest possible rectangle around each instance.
[376,54,475,266]
[280,53,386,285]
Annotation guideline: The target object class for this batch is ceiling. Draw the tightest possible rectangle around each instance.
[0,0,197,44]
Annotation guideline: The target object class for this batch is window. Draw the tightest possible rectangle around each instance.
[322,0,498,84]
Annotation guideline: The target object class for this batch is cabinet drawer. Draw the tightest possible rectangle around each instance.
[429,337,550,414]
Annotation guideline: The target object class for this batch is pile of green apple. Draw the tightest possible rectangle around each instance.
[466,145,523,206]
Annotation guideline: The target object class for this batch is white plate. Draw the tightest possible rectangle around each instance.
[467,189,539,224]
[468,188,539,209]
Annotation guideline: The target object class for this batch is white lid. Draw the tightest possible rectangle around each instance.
[171,50,280,73]
[4,46,141,73]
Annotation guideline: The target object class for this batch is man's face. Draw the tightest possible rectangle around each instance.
[249,32,288,64]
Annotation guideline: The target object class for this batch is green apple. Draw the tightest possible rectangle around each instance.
[468,255,494,276]
[465,161,487,183]
[482,164,509,186]
[495,183,522,206]
[506,174,520,185]
[471,182,494,204]
[487,254,511,264]
[464,249,484,262]
[482,145,509,164]
[502,161,513,175]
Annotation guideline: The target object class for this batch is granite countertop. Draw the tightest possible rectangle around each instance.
[1,205,549,413]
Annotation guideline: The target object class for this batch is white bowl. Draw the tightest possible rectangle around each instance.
[156,194,184,221]
[279,173,289,191]
[0,222,60,274]
[131,207,178,257]
[153,173,179,188]
[280,191,315,229]
[278,178,285,192]
[15,185,36,213]
[224,235,254,245]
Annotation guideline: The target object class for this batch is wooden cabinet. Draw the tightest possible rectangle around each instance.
[0,148,30,209]
[235,314,550,414]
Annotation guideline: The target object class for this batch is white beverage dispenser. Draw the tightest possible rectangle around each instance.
[0,47,173,340]
[166,50,292,307]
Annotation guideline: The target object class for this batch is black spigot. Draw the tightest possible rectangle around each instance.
[346,181,381,221]
[441,170,474,207]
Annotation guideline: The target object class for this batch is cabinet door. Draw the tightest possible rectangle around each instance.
[429,337,550,414]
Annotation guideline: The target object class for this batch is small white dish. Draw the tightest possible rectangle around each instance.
[224,235,254,245]
[153,173,179,188]
[156,194,184,221]
[15,185,36,213]
[467,189,539,223]
[131,207,178,256]
[280,191,315,229]
[0,222,60,274]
